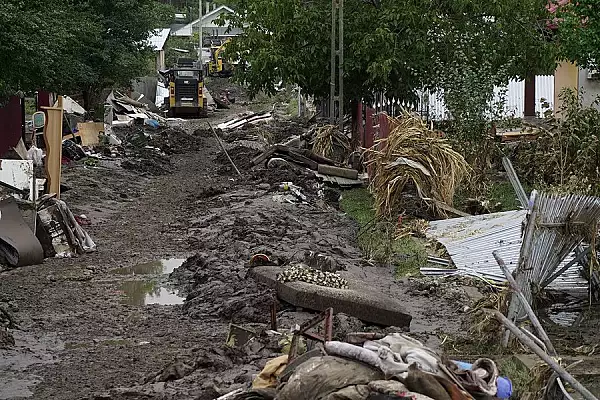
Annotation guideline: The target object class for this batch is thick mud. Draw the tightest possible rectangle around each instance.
[0,106,481,399]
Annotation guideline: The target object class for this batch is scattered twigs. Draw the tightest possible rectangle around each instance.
[493,251,557,355]
[491,310,598,400]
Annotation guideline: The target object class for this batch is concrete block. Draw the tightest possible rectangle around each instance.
[250,266,412,328]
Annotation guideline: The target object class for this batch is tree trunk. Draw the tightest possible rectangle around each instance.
[82,88,92,113]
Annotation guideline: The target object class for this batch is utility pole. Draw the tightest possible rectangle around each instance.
[338,0,344,134]
[329,0,344,132]
[199,0,203,64]
[329,0,336,125]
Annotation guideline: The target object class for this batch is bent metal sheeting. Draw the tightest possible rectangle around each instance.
[424,209,588,294]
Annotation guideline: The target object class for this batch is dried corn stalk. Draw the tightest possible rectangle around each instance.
[311,125,351,163]
[366,112,470,217]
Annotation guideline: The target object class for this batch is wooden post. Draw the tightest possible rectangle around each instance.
[42,96,64,199]
[524,74,536,118]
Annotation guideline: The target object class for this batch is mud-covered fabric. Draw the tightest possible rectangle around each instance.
[277,356,384,400]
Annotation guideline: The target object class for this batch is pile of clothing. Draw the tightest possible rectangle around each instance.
[236,333,511,400]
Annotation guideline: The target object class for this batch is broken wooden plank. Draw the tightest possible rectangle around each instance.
[299,149,337,166]
[280,151,318,170]
[41,96,64,199]
[431,199,471,217]
[251,146,278,166]
[76,122,104,147]
[317,164,358,180]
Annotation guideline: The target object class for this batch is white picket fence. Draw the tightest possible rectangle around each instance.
[372,75,555,121]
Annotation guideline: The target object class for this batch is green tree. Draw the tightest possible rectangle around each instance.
[553,0,600,68]
[67,0,173,109]
[222,0,556,124]
[0,0,172,108]
[0,0,84,100]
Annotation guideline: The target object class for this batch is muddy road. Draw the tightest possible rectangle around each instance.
[0,106,473,399]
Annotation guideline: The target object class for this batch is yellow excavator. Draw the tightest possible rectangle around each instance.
[207,38,234,77]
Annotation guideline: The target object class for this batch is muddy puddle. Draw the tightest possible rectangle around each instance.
[121,281,185,306]
[113,258,186,275]
[115,258,187,305]
[119,280,185,306]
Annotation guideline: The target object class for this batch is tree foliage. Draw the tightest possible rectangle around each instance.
[553,0,600,68]
[223,0,556,109]
[0,0,172,104]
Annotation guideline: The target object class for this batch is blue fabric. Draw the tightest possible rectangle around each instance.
[451,360,513,399]
[144,119,160,129]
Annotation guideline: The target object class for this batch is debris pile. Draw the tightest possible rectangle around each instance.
[229,331,513,400]
[366,112,470,217]
[106,90,166,127]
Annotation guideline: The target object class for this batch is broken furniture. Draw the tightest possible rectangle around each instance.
[36,196,96,258]
[0,197,44,267]
[42,96,64,199]
[288,308,333,362]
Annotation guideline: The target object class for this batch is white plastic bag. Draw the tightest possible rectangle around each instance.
[26,145,43,166]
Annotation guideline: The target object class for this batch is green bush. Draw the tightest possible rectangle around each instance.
[513,89,600,194]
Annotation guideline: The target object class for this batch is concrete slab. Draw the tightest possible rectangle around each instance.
[250,266,412,328]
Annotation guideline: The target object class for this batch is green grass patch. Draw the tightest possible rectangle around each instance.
[340,187,376,225]
[340,188,427,275]
[393,237,427,277]
[455,180,533,213]
[488,181,528,211]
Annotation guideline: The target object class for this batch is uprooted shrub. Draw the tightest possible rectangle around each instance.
[513,89,600,194]
[366,112,470,218]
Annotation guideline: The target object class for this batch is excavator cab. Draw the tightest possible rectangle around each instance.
[207,39,233,77]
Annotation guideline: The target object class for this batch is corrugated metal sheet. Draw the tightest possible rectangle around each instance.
[425,210,588,293]
[508,192,600,319]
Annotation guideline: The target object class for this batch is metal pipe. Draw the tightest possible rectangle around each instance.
[199,0,203,64]
[208,122,241,176]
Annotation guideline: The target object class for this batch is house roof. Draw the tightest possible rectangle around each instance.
[182,6,235,30]
[147,28,171,51]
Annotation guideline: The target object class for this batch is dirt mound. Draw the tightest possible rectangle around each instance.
[205,77,248,103]
[121,156,171,176]
[113,125,205,155]
[171,254,276,323]
[148,126,206,154]
[266,120,306,145]
[215,145,260,175]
